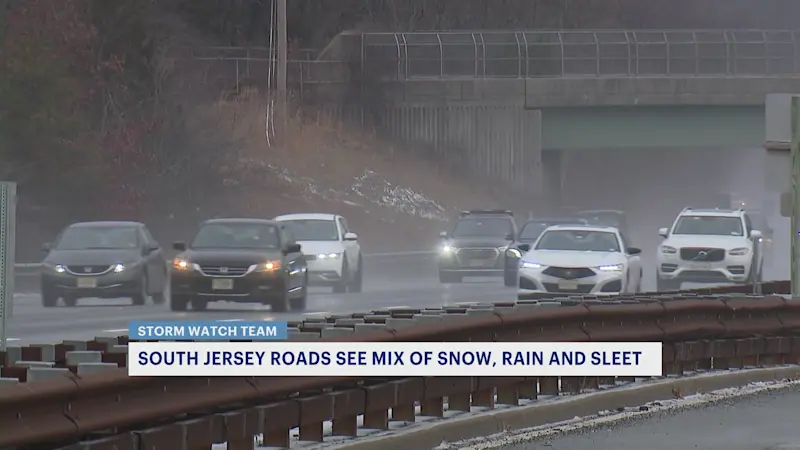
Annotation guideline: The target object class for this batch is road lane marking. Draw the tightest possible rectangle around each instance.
[102,329,129,333]
[5,338,19,342]
[303,312,330,316]
[385,305,412,309]
[218,319,244,322]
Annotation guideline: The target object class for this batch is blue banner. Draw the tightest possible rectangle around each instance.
[129,321,288,341]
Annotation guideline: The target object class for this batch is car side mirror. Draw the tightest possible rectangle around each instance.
[518,243,531,252]
[750,230,762,239]
[284,243,301,254]
[343,232,358,241]
[505,233,514,241]
[658,227,668,238]
[42,242,51,252]
[627,247,642,255]
[439,231,448,239]
[172,241,187,251]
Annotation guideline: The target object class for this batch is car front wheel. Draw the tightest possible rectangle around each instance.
[41,286,58,307]
[348,255,363,293]
[290,274,308,311]
[503,269,517,287]
[333,260,349,293]
[170,294,189,312]
[131,274,148,306]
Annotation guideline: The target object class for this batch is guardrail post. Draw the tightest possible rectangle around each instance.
[539,376,559,395]
[518,377,539,399]
[260,401,299,448]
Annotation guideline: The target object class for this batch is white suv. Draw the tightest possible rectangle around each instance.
[656,208,763,291]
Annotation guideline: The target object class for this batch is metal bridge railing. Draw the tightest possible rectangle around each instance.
[172,30,800,88]
[169,46,350,88]
[361,29,800,78]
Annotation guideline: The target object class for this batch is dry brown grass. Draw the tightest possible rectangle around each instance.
[205,87,514,251]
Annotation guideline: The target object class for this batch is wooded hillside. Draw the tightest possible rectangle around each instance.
[0,0,794,257]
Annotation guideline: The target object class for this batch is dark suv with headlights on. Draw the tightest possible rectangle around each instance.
[502,217,588,286]
[40,221,168,307]
[575,209,629,237]
[437,210,517,283]
[170,218,308,312]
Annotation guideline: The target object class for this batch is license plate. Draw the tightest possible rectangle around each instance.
[77,277,97,288]
[692,262,711,269]
[557,279,579,290]
[212,278,234,290]
[468,260,491,267]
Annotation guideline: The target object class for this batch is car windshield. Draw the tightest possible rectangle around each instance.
[577,211,623,228]
[452,217,513,238]
[280,219,338,241]
[55,226,139,250]
[191,223,281,249]
[673,216,744,236]
[519,220,582,241]
[535,230,620,252]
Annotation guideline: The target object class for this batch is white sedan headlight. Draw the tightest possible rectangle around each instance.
[596,263,624,272]
[660,245,677,254]
[440,244,455,254]
[520,260,543,269]
[728,247,749,256]
[317,253,341,260]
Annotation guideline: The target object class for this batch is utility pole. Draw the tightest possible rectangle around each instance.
[276,0,287,139]
[791,96,800,297]
[0,182,16,351]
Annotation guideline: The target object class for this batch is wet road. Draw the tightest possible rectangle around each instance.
[7,253,522,345]
[509,386,800,450]
[7,247,744,346]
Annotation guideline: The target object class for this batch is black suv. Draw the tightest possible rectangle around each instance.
[575,210,629,236]
[502,217,588,286]
[437,210,517,283]
[170,218,308,312]
[40,221,168,307]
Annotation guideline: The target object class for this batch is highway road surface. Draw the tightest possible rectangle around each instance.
[6,254,521,345]
[509,385,800,450]
[7,250,735,346]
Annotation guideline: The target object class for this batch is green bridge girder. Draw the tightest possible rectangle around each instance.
[541,105,765,150]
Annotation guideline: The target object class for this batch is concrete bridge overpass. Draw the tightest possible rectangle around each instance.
[184,30,800,216]
[302,29,800,150]
[185,29,800,149]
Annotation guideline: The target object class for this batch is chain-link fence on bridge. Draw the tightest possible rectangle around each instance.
[172,29,800,90]
[358,29,800,79]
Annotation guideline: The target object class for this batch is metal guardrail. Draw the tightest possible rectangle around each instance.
[1,291,798,448]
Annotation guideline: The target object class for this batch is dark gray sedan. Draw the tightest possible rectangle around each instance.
[40,221,168,307]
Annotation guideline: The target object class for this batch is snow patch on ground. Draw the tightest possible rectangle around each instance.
[350,170,447,221]
[250,161,448,221]
[436,378,800,450]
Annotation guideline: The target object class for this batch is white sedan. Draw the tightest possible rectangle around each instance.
[274,213,363,293]
[517,224,643,298]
